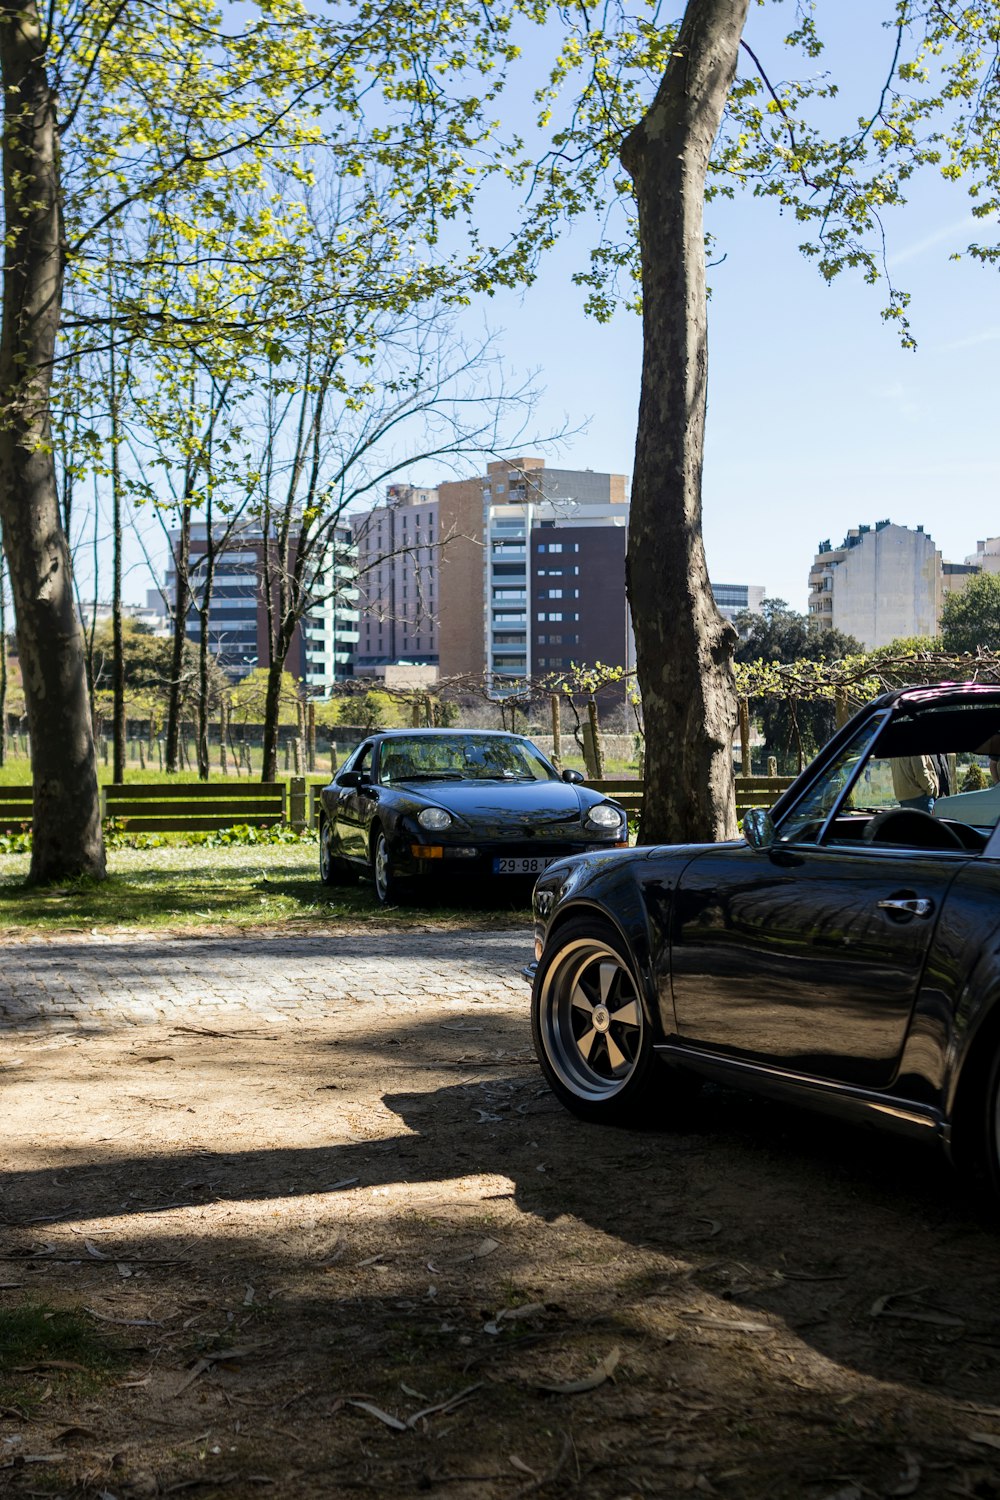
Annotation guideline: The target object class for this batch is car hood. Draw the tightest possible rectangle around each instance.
[404,778,605,826]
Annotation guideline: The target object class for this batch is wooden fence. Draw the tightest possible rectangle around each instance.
[586,776,796,824]
[3,773,797,838]
[1,779,309,836]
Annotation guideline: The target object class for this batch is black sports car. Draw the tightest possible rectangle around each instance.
[318,729,628,905]
[528,682,1000,1194]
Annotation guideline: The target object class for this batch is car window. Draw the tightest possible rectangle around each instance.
[775,720,881,846]
[338,743,372,783]
[776,705,1000,855]
[377,735,557,783]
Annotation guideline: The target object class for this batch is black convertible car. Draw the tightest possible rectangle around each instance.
[529,683,1000,1193]
[318,729,628,905]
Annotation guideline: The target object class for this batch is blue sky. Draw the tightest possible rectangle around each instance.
[122,1,999,618]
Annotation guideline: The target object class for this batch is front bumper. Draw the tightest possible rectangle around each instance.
[395,838,625,880]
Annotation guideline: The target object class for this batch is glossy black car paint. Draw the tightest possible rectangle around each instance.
[319,729,627,899]
[529,684,1000,1176]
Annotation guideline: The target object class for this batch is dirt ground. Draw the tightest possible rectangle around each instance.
[4,934,1000,1499]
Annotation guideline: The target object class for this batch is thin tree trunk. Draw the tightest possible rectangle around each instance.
[262,653,286,782]
[165,504,191,772]
[0,557,8,767]
[108,288,126,784]
[0,1,104,881]
[620,0,748,844]
[196,503,217,782]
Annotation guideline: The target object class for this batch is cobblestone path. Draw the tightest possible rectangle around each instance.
[0,929,529,1032]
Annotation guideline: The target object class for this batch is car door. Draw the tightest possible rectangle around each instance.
[669,841,965,1089]
[334,741,375,864]
[669,718,969,1089]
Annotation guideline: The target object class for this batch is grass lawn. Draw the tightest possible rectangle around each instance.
[0,841,532,935]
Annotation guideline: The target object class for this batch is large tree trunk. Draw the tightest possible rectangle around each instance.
[620,0,749,846]
[0,1,105,881]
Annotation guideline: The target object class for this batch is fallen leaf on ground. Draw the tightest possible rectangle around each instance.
[535,1346,621,1395]
[346,1400,407,1431]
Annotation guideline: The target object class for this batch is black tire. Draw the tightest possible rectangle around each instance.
[531,916,661,1125]
[319,816,353,887]
[371,826,405,906]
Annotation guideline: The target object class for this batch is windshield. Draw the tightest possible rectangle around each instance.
[378,735,556,784]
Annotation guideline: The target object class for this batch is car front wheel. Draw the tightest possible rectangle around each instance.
[371,827,405,906]
[531,917,659,1125]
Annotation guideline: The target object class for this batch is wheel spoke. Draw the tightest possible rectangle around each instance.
[576,1026,598,1061]
[597,962,618,1005]
[609,999,639,1029]
[571,981,595,1015]
[605,1031,628,1072]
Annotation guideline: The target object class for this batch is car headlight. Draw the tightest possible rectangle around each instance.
[418,807,453,831]
[586,803,623,830]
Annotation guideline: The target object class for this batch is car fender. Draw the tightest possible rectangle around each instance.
[537,845,705,1043]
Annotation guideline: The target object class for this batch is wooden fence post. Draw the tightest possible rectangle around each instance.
[767,755,778,777]
[289,775,307,832]
[219,700,229,774]
[739,698,751,776]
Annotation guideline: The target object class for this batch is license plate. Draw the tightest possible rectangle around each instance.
[493,856,555,875]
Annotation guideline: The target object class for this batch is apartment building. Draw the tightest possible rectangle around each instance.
[351,484,439,673]
[162,521,358,690]
[437,458,631,686]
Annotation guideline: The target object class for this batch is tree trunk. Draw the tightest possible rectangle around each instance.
[620,0,749,845]
[109,315,126,784]
[261,655,285,782]
[165,506,191,772]
[0,1,105,881]
[0,558,8,766]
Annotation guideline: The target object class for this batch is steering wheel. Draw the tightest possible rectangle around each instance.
[862,807,967,852]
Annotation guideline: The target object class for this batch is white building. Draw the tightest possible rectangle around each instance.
[966,538,1000,574]
[808,522,943,647]
[301,524,360,697]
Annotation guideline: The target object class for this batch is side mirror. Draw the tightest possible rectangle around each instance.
[742,807,775,849]
[337,770,366,789]
[561,768,585,784]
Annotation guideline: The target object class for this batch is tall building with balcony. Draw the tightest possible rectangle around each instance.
[351,484,439,673]
[301,523,359,695]
[438,458,631,687]
[163,523,264,679]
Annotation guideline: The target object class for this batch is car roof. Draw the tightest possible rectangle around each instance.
[367,728,528,740]
[885,682,1000,710]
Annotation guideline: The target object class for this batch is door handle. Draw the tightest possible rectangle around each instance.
[877,897,933,919]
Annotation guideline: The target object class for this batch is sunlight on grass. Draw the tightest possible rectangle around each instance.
[0,843,529,933]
